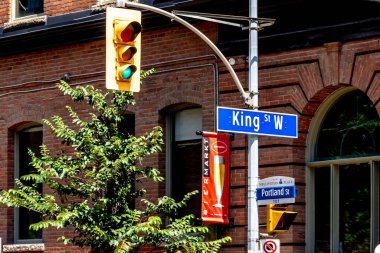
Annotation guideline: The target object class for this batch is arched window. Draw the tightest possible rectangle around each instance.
[307,90,380,253]
[315,90,380,160]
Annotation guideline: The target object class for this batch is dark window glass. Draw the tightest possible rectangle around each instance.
[316,90,380,160]
[315,167,331,253]
[170,108,202,218]
[17,127,42,240]
[121,113,135,209]
[172,140,202,217]
[16,0,43,18]
[339,164,370,252]
[122,113,135,136]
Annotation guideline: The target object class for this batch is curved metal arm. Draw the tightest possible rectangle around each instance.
[116,0,253,106]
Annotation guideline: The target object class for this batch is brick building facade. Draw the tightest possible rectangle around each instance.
[0,0,379,252]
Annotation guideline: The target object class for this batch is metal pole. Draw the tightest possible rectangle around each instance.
[248,0,260,252]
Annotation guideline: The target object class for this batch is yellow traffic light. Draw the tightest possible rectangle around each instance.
[106,7,142,92]
[267,204,297,233]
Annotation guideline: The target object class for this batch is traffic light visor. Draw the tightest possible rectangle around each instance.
[117,46,137,61]
[114,21,142,43]
[117,65,137,80]
[273,210,297,231]
[267,204,297,233]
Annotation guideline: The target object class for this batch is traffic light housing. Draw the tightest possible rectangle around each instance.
[267,204,297,233]
[106,7,142,92]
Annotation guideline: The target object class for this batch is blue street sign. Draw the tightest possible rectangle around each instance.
[217,106,298,138]
[256,186,296,201]
[256,176,296,205]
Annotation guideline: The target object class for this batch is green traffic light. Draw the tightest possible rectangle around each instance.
[116,65,136,81]
[121,67,133,79]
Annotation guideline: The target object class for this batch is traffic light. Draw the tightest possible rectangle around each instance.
[267,204,297,233]
[106,7,142,92]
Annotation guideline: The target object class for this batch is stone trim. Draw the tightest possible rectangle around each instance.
[3,243,45,252]
[3,16,47,32]
[91,0,116,13]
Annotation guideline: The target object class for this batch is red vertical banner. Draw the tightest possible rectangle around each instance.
[201,131,230,224]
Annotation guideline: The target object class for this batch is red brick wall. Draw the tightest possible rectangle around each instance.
[44,0,97,16]
[0,6,380,252]
[0,0,98,24]
[0,37,105,250]
[0,0,9,24]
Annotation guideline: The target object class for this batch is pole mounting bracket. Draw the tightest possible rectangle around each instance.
[243,91,259,109]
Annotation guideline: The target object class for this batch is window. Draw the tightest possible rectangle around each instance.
[166,107,202,217]
[14,0,43,19]
[15,125,43,242]
[315,90,380,160]
[307,90,380,252]
[121,113,136,209]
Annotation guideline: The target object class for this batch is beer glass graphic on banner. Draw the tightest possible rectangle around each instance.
[213,155,225,207]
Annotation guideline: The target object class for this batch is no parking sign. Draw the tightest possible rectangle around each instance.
[260,239,280,253]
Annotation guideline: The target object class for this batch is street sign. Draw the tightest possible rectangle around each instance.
[257,186,296,203]
[256,176,296,205]
[260,239,280,253]
[217,106,298,138]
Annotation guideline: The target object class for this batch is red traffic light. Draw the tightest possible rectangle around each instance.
[115,22,142,42]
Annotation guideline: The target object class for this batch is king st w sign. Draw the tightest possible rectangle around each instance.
[217,106,298,138]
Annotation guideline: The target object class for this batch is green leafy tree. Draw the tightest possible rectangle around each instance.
[0,72,230,252]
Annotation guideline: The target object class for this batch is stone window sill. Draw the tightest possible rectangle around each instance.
[2,243,45,252]
[3,15,47,32]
